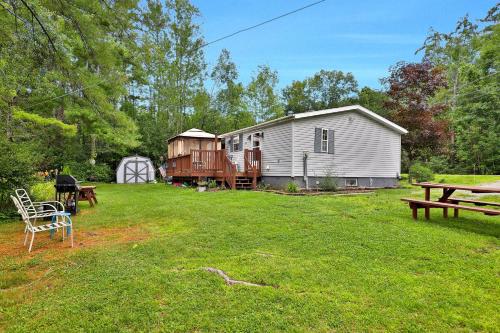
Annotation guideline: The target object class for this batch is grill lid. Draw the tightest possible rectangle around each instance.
[56,175,79,185]
[55,175,81,191]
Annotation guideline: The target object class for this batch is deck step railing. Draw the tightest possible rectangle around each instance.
[223,154,237,189]
[244,148,261,189]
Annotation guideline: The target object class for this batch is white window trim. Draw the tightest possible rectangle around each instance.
[345,178,358,187]
[251,132,261,149]
[321,128,328,153]
[233,136,240,152]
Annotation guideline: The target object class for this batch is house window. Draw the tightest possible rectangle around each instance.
[252,132,261,149]
[233,136,240,152]
[321,129,328,152]
[345,178,358,187]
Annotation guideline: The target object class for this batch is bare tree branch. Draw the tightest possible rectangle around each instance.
[18,0,57,53]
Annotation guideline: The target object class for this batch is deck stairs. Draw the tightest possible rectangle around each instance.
[234,176,255,190]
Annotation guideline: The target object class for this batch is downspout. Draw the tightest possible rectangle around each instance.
[303,151,309,190]
[291,119,295,181]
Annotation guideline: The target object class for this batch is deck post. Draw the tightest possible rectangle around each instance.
[223,152,226,186]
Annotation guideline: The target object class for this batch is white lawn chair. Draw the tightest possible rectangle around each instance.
[11,195,74,252]
[15,188,65,221]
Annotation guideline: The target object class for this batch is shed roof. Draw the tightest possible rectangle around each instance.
[167,128,216,142]
[221,105,408,137]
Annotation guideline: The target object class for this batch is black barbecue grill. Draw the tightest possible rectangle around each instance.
[55,175,81,214]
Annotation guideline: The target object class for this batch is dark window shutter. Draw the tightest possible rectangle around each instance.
[328,129,334,154]
[228,137,233,152]
[238,133,243,151]
[314,128,322,153]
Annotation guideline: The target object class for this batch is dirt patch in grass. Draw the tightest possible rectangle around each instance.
[0,225,150,299]
[0,225,150,260]
[76,226,150,249]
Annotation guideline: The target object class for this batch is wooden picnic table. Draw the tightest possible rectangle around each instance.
[401,182,500,220]
[78,186,98,207]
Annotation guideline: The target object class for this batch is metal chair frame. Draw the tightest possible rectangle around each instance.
[11,193,74,252]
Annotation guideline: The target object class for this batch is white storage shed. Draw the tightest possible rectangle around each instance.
[116,156,155,184]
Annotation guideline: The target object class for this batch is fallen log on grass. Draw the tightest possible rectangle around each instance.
[204,267,268,287]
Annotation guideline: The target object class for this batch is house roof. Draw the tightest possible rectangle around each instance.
[221,105,408,137]
[167,128,217,142]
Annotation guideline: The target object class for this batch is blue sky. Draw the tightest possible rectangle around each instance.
[192,0,496,89]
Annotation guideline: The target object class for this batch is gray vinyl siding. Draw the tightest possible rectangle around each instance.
[226,146,244,173]
[261,122,293,176]
[226,122,293,176]
[292,111,401,178]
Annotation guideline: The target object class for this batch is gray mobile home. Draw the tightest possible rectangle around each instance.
[221,105,408,189]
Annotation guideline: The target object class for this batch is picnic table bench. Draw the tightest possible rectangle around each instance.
[401,182,500,220]
[78,186,98,207]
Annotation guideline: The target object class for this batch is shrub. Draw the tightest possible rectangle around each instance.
[286,182,299,193]
[409,162,434,183]
[428,156,449,174]
[31,181,55,201]
[319,171,338,191]
[257,183,270,191]
[208,180,217,189]
[0,138,40,215]
[87,164,113,182]
[61,162,113,182]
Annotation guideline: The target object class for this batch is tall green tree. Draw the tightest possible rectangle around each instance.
[134,0,206,160]
[282,70,358,113]
[246,65,284,122]
[0,0,141,168]
[211,49,253,132]
[417,4,499,173]
[355,87,389,117]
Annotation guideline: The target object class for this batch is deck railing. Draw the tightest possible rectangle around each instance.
[167,148,260,189]
[191,149,225,172]
[244,148,261,189]
[244,148,261,173]
[166,154,191,174]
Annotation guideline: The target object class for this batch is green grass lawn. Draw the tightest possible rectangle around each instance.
[1,175,499,332]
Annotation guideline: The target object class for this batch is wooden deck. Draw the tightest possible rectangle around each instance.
[166,148,261,189]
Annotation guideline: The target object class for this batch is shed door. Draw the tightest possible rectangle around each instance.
[124,160,149,183]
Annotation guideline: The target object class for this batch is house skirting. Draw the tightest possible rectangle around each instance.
[261,176,399,189]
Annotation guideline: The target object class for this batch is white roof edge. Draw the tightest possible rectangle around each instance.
[221,105,408,137]
[220,116,294,137]
[294,105,408,134]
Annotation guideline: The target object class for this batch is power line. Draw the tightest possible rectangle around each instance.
[439,84,499,104]
[23,0,326,110]
[453,70,499,90]
[456,85,499,100]
[199,0,327,48]
[26,80,107,110]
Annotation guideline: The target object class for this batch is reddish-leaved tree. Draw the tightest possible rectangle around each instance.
[383,61,449,165]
